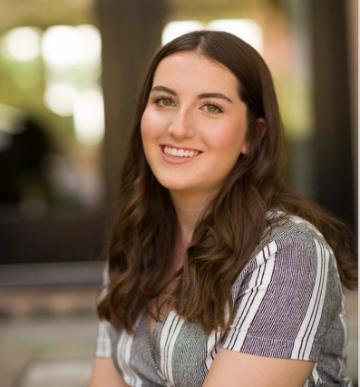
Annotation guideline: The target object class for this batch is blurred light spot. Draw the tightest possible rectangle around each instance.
[162,21,203,45]
[2,27,41,62]
[42,25,101,69]
[208,19,263,52]
[76,25,101,64]
[42,26,77,68]
[44,82,76,117]
[73,88,104,145]
[162,19,263,53]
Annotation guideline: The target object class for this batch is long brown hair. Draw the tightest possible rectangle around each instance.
[97,30,357,334]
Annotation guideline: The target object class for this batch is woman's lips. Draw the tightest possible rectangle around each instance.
[160,144,202,163]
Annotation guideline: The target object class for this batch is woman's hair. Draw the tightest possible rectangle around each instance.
[97,30,357,334]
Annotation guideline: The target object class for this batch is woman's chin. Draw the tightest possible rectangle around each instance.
[156,178,218,200]
[158,180,192,193]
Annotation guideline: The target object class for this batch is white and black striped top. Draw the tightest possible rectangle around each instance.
[96,214,353,386]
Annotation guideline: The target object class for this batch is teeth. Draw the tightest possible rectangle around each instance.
[163,146,199,158]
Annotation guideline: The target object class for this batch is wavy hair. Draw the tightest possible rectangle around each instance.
[97,30,357,334]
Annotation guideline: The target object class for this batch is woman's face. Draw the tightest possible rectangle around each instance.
[140,51,249,198]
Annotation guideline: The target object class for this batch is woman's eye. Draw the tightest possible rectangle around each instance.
[203,103,223,114]
[154,97,175,107]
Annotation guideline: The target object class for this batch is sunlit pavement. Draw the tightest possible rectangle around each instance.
[0,286,99,387]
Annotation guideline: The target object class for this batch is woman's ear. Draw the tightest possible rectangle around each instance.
[255,118,267,141]
[241,118,267,155]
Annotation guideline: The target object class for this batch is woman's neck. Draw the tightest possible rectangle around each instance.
[170,190,215,247]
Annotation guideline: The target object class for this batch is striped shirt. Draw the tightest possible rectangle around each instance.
[96,214,353,386]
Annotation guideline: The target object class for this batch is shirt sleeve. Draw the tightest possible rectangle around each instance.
[222,228,341,361]
[96,320,112,357]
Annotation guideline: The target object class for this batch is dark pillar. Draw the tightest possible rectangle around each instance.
[95,0,168,216]
[310,0,355,227]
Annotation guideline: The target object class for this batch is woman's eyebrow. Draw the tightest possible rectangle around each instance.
[151,85,177,95]
[198,93,233,103]
[150,86,233,103]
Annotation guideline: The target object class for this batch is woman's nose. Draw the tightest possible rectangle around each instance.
[167,108,196,139]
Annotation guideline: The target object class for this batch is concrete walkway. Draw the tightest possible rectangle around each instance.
[0,286,99,387]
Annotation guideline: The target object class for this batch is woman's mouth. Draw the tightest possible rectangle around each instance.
[161,145,201,158]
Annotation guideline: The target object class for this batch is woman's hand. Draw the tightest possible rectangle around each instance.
[203,349,314,387]
[89,357,129,387]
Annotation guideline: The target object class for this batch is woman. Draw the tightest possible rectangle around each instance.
[89,30,357,387]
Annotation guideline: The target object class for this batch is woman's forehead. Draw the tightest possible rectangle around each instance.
[152,51,241,98]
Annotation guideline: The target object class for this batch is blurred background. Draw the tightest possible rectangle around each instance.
[0,0,357,386]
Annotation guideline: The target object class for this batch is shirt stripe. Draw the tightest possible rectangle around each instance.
[311,363,321,384]
[223,241,277,351]
[96,320,112,357]
[117,331,138,386]
[116,319,143,386]
[291,239,329,360]
[205,330,221,369]
[167,314,185,385]
[159,311,185,385]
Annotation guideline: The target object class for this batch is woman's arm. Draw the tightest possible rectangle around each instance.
[203,349,314,387]
[89,357,129,387]
[203,227,337,387]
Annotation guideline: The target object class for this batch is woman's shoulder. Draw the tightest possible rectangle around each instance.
[261,210,332,254]
[232,210,339,294]
[225,211,348,374]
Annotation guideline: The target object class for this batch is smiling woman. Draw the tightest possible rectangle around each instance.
[89,30,357,387]
[141,51,250,197]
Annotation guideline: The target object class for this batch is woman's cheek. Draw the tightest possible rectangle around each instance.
[206,119,246,149]
[141,108,170,136]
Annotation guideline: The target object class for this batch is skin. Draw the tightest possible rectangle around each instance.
[89,51,314,386]
[141,51,249,243]
[203,350,314,386]
[89,358,128,387]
